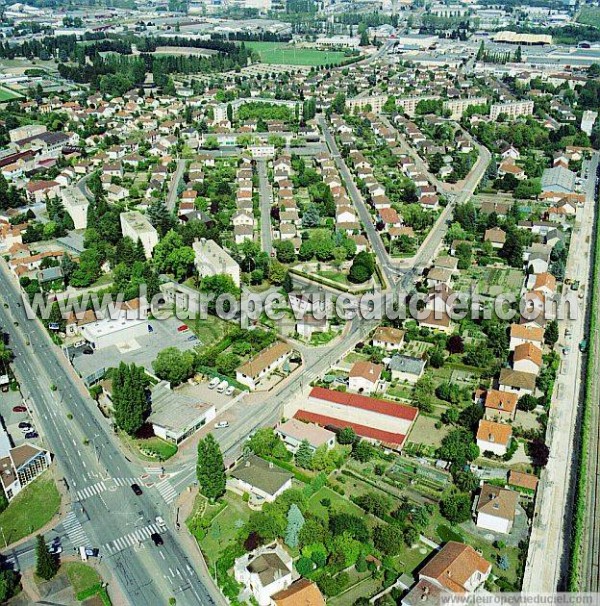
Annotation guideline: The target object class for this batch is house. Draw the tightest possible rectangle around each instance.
[234,543,294,606]
[508,470,539,495]
[296,314,329,340]
[273,578,325,606]
[296,387,418,451]
[529,272,557,297]
[513,342,543,375]
[276,419,336,453]
[498,368,536,396]
[484,389,518,421]
[419,308,452,333]
[475,484,519,534]
[426,267,453,289]
[413,541,491,595]
[498,160,526,180]
[348,361,383,394]
[373,326,405,351]
[509,324,544,351]
[230,455,293,506]
[236,342,293,391]
[389,355,426,384]
[476,419,513,456]
[484,227,507,249]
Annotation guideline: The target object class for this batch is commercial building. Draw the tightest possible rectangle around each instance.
[581,110,597,137]
[0,426,52,502]
[120,211,158,259]
[192,238,240,287]
[61,187,89,230]
[148,381,216,444]
[236,342,293,391]
[492,31,552,45]
[295,387,418,451]
[490,100,534,121]
[541,166,576,194]
[346,95,387,114]
[80,310,148,350]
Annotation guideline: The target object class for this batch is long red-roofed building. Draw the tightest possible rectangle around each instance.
[294,387,418,451]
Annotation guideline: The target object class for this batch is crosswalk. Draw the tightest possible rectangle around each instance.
[75,481,107,502]
[102,523,163,555]
[62,511,88,549]
[155,478,177,504]
[112,477,142,487]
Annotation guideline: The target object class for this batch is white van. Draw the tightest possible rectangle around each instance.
[216,380,229,394]
[208,377,220,389]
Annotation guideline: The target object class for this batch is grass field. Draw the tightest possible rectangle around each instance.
[64,562,101,595]
[243,41,348,66]
[0,87,22,102]
[0,472,60,545]
[577,6,600,27]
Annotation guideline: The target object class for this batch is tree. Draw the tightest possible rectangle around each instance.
[0,568,20,602]
[373,524,404,556]
[412,375,435,413]
[329,513,370,542]
[438,428,480,467]
[296,556,314,576]
[355,492,392,518]
[284,504,305,548]
[152,347,195,386]
[440,493,472,524]
[299,518,328,547]
[429,348,445,368]
[454,469,479,492]
[274,239,296,264]
[527,438,549,468]
[295,440,313,469]
[500,230,524,268]
[35,535,58,580]
[112,363,149,436]
[268,259,287,285]
[196,434,226,501]
[348,251,375,284]
[544,320,559,347]
[352,439,375,462]
[517,394,538,412]
[338,427,357,445]
[447,335,464,354]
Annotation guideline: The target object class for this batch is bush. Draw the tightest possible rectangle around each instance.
[296,556,314,576]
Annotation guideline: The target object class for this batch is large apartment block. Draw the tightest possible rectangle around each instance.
[490,100,534,121]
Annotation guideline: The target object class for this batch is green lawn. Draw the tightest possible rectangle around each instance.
[315,270,350,286]
[577,6,600,27]
[0,87,23,102]
[135,436,177,461]
[0,472,60,545]
[243,41,349,66]
[192,315,228,346]
[307,486,364,523]
[195,491,251,563]
[63,562,101,595]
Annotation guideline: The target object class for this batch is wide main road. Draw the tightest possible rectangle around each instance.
[0,262,222,606]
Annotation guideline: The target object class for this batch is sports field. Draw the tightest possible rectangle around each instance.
[0,87,22,102]
[243,41,349,66]
[577,7,600,27]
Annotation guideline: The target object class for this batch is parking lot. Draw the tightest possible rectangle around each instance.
[0,387,40,447]
[71,316,200,383]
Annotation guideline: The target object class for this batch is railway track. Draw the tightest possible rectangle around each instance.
[581,169,600,592]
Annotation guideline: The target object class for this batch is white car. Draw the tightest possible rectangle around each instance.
[216,380,229,394]
[208,377,220,389]
[214,421,230,429]
[155,516,166,528]
[225,386,235,396]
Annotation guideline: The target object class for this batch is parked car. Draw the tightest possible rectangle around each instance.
[177,324,189,333]
[18,422,31,429]
[151,533,164,546]
[131,483,143,496]
[208,377,220,389]
[49,544,63,555]
[25,432,38,439]
[214,421,230,429]
[216,380,228,394]
[187,335,198,341]
[225,386,235,396]
[84,547,99,558]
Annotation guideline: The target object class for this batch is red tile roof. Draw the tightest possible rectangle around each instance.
[294,410,406,449]
[309,386,418,421]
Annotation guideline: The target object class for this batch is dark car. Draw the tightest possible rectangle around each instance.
[131,483,143,496]
[25,432,38,439]
[82,348,93,355]
[151,533,164,546]
[18,422,31,429]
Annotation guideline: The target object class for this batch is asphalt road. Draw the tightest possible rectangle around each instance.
[0,262,222,606]
[522,152,599,592]
[166,159,186,213]
[257,159,273,255]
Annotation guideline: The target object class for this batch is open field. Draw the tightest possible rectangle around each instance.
[577,7,600,27]
[243,42,349,66]
[0,87,23,102]
[0,472,60,545]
